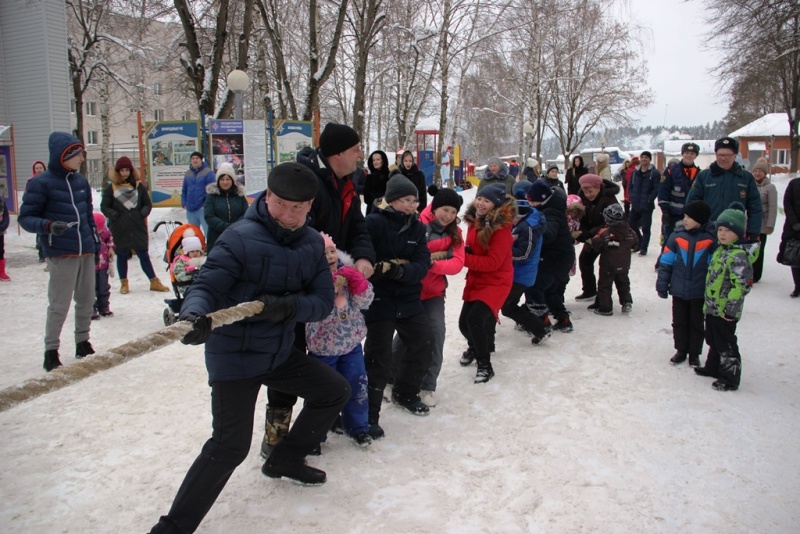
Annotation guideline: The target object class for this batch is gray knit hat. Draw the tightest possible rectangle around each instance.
[384,174,418,203]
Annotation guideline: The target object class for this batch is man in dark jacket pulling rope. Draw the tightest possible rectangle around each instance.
[149,163,350,534]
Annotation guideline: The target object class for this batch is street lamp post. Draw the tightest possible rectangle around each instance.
[523,121,533,161]
[227,69,250,120]
[600,135,606,153]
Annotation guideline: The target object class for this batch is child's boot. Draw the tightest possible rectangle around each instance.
[0,259,10,281]
[120,278,129,294]
[260,406,293,459]
[149,277,170,292]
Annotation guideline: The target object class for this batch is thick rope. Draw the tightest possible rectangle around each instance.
[0,300,265,414]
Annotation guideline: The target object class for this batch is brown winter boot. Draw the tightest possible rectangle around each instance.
[120,278,129,294]
[149,277,170,292]
[260,406,293,459]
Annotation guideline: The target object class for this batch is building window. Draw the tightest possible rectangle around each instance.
[181,111,191,121]
[775,149,789,166]
[86,131,99,145]
[154,83,162,95]
[154,109,165,121]
[86,102,97,116]
[87,159,100,173]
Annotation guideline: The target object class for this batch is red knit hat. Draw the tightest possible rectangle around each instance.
[115,156,134,172]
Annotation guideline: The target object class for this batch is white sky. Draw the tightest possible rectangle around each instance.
[620,0,729,127]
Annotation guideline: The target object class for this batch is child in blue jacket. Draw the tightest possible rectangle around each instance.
[656,201,715,367]
[501,185,549,345]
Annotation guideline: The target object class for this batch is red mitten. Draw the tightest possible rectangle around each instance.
[338,265,369,295]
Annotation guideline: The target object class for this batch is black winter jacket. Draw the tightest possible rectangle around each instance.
[365,150,390,215]
[364,203,430,322]
[297,147,376,264]
[204,182,248,251]
[100,168,152,251]
[538,188,575,274]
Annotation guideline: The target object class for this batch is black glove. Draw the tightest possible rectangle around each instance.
[383,262,404,280]
[464,246,473,254]
[47,220,69,236]
[661,212,671,226]
[254,294,297,323]
[180,313,212,345]
[657,291,668,299]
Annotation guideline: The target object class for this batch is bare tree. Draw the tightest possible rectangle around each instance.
[544,0,651,161]
[348,0,386,140]
[702,0,800,172]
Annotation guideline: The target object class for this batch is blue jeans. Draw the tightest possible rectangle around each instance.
[186,208,208,237]
[310,344,369,436]
[116,248,157,279]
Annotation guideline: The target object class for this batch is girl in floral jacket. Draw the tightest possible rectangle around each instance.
[306,232,375,446]
[92,212,115,319]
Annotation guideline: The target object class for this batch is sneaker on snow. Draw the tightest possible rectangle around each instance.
[711,380,738,391]
[367,423,385,440]
[621,303,632,314]
[688,354,700,367]
[574,292,596,302]
[391,393,430,416]
[91,311,100,320]
[352,433,373,447]
[99,309,114,317]
[593,308,613,316]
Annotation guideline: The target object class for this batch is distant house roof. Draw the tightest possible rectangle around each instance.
[729,113,789,137]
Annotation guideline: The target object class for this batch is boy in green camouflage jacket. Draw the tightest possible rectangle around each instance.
[695,203,753,391]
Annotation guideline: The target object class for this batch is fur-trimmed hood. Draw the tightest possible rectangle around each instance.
[109,166,141,186]
[206,181,246,197]
[463,195,517,248]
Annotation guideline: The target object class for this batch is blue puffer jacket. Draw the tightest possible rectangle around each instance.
[658,162,699,218]
[656,223,716,300]
[18,132,97,257]
[182,161,216,211]
[364,203,430,322]
[511,208,545,287]
[180,191,335,382]
[628,165,661,212]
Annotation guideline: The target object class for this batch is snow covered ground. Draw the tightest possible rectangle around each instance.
[1,180,798,533]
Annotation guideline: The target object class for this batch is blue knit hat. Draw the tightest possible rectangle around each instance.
[527,180,553,203]
[477,183,506,207]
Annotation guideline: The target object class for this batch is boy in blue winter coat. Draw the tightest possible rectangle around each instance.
[501,182,550,345]
[656,201,715,367]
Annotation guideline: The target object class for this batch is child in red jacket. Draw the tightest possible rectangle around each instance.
[459,183,516,383]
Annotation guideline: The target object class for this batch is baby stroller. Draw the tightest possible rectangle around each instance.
[154,221,206,326]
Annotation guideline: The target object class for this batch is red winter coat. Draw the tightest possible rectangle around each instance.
[419,204,465,301]
[462,197,516,320]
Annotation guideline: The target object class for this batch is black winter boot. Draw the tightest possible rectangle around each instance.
[43,350,62,372]
[148,515,184,534]
[260,406,293,459]
[75,340,95,359]
[670,352,687,365]
[688,354,700,367]
[474,360,495,384]
[391,391,430,416]
[262,457,326,485]
[459,347,476,366]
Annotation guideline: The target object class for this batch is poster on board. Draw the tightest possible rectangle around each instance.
[0,145,16,213]
[273,120,313,165]
[209,119,268,199]
[145,121,201,208]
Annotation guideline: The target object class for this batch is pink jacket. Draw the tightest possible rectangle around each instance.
[418,203,465,301]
